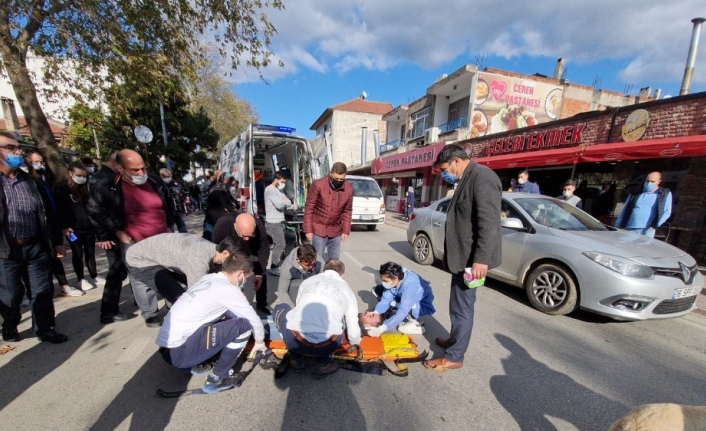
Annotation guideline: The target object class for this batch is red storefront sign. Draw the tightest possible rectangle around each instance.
[372,142,446,174]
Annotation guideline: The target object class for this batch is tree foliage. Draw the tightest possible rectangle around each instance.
[0,0,283,177]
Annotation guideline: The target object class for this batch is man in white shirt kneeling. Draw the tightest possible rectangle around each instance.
[273,260,361,377]
[156,251,267,394]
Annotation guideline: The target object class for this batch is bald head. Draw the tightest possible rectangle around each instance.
[116,149,147,186]
[645,171,661,191]
[234,213,256,241]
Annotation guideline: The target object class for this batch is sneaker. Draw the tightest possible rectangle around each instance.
[61,285,85,297]
[313,361,339,377]
[2,328,20,342]
[397,318,425,335]
[290,356,305,373]
[36,329,68,344]
[190,363,214,376]
[268,267,281,276]
[202,374,237,394]
[92,276,106,287]
[145,317,162,328]
[78,279,95,292]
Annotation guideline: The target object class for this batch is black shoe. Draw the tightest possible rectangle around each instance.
[100,312,137,324]
[145,317,162,328]
[256,305,272,316]
[36,329,68,344]
[2,328,20,342]
[313,361,339,377]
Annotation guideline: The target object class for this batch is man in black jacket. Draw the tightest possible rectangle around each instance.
[423,144,502,371]
[88,149,174,327]
[212,212,271,314]
[0,132,68,343]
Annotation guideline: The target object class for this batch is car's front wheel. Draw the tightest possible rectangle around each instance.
[412,233,434,265]
[366,225,377,231]
[524,263,578,315]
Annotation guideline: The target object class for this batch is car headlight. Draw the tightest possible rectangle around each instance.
[583,252,654,278]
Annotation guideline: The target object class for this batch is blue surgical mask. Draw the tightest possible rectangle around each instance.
[4,154,25,169]
[643,182,656,192]
[382,281,395,289]
[441,170,457,184]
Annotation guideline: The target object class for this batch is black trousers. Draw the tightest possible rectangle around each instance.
[101,243,128,316]
[68,231,97,281]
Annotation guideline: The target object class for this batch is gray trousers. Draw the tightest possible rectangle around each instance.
[266,222,286,267]
[121,242,160,320]
[445,272,477,363]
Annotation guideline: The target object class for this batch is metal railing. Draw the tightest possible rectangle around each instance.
[438,117,469,134]
[379,138,402,153]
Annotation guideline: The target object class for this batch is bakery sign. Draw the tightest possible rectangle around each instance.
[621,109,649,142]
[464,122,587,158]
[372,142,446,174]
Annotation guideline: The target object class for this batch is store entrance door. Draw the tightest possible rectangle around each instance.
[527,166,574,197]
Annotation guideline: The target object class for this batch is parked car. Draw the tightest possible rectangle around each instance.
[407,192,703,321]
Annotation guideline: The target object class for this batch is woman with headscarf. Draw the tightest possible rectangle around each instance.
[405,186,415,221]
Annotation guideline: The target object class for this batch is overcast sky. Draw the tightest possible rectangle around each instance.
[231,1,705,138]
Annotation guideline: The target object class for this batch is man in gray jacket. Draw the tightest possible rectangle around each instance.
[423,144,502,371]
[264,172,292,276]
[125,234,248,304]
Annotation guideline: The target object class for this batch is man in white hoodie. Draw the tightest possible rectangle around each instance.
[273,260,361,377]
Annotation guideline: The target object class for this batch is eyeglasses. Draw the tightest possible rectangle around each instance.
[235,226,255,239]
[0,144,21,151]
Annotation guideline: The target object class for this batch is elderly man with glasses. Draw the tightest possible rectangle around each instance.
[0,132,68,344]
[211,212,272,315]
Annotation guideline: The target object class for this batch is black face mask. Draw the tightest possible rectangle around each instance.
[329,177,345,190]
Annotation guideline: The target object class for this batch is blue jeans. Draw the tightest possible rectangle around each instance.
[312,234,342,261]
[173,213,187,234]
[0,242,57,333]
[273,304,343,364]
[625,227,656,238]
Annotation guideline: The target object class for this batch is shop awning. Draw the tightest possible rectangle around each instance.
[578,135,706,162]
[475,146,580,170]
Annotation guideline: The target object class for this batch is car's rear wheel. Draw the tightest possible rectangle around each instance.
[366,225,377,231]
[525,263,578,315]
[412,233,434,265]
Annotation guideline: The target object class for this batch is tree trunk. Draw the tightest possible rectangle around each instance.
[0,46,67,179]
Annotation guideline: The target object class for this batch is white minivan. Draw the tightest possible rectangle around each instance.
[346,175,385,231]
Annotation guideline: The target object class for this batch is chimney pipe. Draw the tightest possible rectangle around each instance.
[654,88,662,100]
[553,58,565,80]
[679,17,706,96]
[373,129,380,158]
[360,127,368,166]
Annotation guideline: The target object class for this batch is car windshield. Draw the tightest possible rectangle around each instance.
[514,197,608,231]
[348,179,383,198]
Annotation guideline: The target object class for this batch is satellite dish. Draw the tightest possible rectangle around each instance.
[134,125,153,144]
[662,94,672,99]
[361,91,368,99]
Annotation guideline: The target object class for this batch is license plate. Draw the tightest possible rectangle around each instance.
[361,215,373,220]
[672,286,700,299]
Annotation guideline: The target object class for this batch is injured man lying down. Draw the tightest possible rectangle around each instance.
[359,262,436,337]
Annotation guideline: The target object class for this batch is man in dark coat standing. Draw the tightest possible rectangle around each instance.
[423,144,502,371]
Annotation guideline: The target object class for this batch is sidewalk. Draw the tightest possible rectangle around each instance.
[385,210,706,318]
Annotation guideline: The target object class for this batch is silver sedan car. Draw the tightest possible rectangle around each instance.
[407,192,703,321]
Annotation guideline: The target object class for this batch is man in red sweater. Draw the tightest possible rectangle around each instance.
[303,162,353,261]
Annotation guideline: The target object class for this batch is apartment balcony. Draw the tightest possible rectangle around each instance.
[379,138,403,153]
[438,117,468,134]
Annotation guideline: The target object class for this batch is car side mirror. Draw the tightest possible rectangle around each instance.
[501,217,525,229]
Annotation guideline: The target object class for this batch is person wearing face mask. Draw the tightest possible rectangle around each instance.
[54,161,104,295]
[276,243,324,307]
[423,144,501,372]
[615,171,672,238]
[512,170,541,194]
[303,162,353,261]
[126,235,249,305]
[81,157,96,176]
[556,180,583,209]
[362,262,435,337]
[156,251,267,394]
[159,168,188,233]
[88,149,174,327]
[264,173,293,276]
[0,132,68,344]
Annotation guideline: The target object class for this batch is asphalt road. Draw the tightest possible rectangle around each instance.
[1,213,704,431]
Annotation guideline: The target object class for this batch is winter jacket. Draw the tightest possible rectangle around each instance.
[54,183,95,233]
[303,177,353,238]
[87,172,174,242]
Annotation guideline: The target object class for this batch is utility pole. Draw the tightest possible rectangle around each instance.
[159,99,170,168]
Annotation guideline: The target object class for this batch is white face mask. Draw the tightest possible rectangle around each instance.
[131,174,148,185]
[234,272,247,289]
[32,162,44,171]
[517,178,527,185]
[73,176,87,185]
[87,167,95,174]
[277,182,285,190]
[162,177,172,184]
[562,190,573,198]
